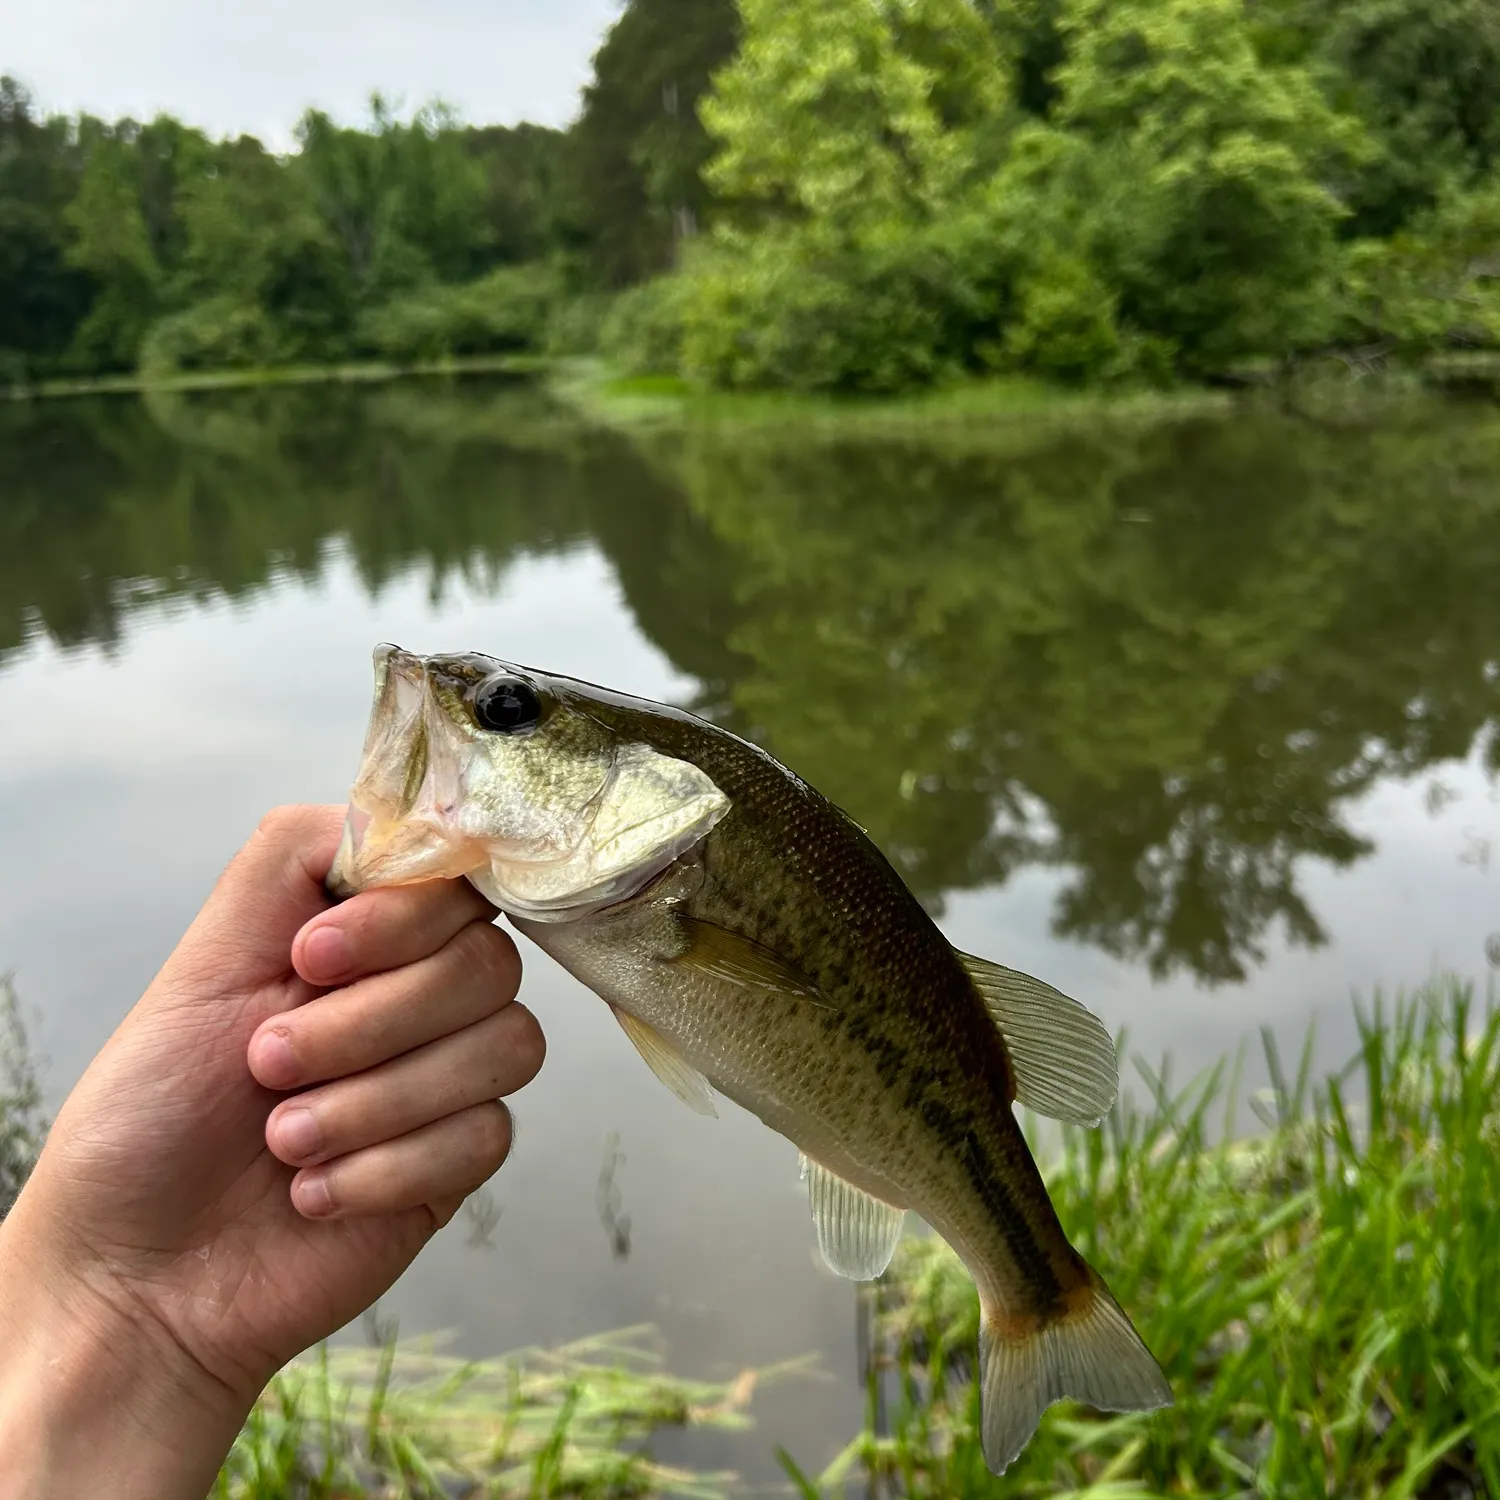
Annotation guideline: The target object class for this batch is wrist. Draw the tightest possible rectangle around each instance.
[0,1192,254,1500]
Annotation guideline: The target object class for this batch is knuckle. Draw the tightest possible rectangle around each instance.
[335,892,382,947]
[255,804,305,842]
[451,921,520,995]
[471,1101,512,1163]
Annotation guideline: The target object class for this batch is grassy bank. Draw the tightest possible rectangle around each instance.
[545,360,1239,435]
[793,977,1500,1499]
[3,349,1232,425]
[552,357,1500,439]
[0,354,544,403]
[10,350,1499,434]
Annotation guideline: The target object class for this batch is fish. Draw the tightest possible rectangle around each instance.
[328,644,1172,1472]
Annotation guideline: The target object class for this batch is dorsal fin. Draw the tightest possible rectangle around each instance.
[958,953,1118,1127]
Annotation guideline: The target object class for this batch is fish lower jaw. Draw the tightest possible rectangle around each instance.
[480,847,699,924]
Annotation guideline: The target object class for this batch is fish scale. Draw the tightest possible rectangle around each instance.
[331,645,1173,1472]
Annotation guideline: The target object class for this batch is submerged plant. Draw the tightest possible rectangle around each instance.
[217,1323,812,1499]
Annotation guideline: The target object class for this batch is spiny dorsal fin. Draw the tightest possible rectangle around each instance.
[612,1006,717,1117]
[675,915,831,1005]
[958,953,1118,1127]
[799,1153,905,1280]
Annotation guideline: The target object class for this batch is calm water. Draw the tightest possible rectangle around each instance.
[4,377,1500,1479]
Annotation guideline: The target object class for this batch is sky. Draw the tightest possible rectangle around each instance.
[0,0,623,145]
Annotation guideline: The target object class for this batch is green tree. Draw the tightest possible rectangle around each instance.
[983,0,1370,372]
[701,0,1005,239]
[60,112,212,369]
[294,99,495,292]
[64,126,166,368]
[463,123,577,265]
[0,77,92,377]
[570,0,741,284]
[1308,0,1500,236]
[174,136,286,302]
[293,102,427,301]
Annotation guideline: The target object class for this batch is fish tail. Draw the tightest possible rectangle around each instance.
[977,1264,1172,1474]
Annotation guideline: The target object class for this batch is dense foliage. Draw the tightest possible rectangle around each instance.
[3,0,1499,388]
[0,77,586,379]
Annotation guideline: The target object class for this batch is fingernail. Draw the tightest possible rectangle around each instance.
[277,1108,322,1162]
[251,1029,299,1089]
[301,922,352,981]
[295,1174,333,1218]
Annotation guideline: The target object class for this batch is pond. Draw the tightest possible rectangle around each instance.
[3,375,1499,1481]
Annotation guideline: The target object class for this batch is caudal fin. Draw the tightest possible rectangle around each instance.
[978,1268,1172,1474]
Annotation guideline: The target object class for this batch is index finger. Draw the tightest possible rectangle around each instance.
[292,879,498,987]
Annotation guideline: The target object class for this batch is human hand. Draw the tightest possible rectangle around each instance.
[0,804,543,1499]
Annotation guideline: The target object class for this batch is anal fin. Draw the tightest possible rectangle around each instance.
[958,952,1118,1127]
[612,1007,717,1118]
[799,1154,904,1280]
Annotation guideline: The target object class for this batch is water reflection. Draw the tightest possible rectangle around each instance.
[640,411,1500,982]
[4,381,1499,988]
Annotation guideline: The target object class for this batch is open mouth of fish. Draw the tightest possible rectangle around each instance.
[327,644,729,920]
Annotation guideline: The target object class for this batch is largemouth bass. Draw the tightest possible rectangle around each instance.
[329,645,1172,1472]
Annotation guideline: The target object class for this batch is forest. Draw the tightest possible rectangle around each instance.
[2,0,1498,392]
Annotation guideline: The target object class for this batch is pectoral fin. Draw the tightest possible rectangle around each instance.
[958,952,1118,1126]
[800,1154,905,1280]
[674,916,830,1005]
[612,1006,717,1117]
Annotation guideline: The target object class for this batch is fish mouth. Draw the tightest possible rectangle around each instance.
[327,645,492,896]
[328,644,730,916]
[328,644,603,900]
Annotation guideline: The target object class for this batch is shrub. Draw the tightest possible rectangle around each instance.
[998,257,1123,382]
[1333,178,1500,353]
[138,298,283,377]
[356,263,559,363]
[543,290,616,358]
[598,276,693,377]
[673,226,1004,394]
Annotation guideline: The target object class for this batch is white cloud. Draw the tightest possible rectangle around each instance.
[0,0,623,144]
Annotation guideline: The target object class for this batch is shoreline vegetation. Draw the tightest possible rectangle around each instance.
[7,353,1500,437]
[0,353,544,403]
[6,973,1499,1495]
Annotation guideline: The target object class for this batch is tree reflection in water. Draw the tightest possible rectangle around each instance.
[5,379,1499,985]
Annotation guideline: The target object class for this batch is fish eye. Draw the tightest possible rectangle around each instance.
[473,675,542,734]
